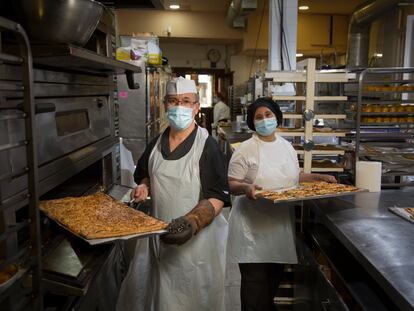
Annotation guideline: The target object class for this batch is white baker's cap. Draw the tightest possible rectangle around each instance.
[166,77,197,95]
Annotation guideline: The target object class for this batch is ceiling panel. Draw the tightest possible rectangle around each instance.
[107,0,367,14]
[298,0,367,14]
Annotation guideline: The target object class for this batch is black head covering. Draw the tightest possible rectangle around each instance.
[246,97,283,131]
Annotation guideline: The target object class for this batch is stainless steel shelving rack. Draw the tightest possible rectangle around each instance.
[0,17,43,310]
[353,67,414,187]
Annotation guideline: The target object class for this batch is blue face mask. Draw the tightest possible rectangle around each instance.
[167,106,194,130]
[254,117,278,136]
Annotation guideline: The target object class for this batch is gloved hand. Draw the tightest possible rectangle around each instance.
[161,200,216,245]
[161,217,193,245]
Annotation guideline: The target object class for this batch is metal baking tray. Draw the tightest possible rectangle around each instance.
[388,206,414,224]
[40,186,167,245]
[257,187,367,204]
[43,214,167,246]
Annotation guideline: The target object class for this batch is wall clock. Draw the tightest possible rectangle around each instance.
[207,49,221,63]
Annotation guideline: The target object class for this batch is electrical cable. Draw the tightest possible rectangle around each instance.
[279,0,284,70]
[249,0,267,78]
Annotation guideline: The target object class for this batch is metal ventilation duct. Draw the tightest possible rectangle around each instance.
[97,0,164,9]
[226,0,257,28]
[346,0,414,68]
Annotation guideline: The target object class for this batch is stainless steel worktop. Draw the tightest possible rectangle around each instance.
[307,190,414,310]
[217,126,252,144]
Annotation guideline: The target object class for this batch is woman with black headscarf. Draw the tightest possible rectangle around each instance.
[226,97,336,311]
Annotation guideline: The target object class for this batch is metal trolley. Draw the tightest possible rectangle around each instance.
[354,67,414,187]
[0,16,43,310]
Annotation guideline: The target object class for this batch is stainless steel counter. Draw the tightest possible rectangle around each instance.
[217,126,252,144]
[307,189,414,310]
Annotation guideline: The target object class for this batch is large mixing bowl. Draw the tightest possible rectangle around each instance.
[12,0,104,46]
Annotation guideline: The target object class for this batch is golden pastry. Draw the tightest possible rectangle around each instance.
[40,193,167,239]
[373,105,382,112]
[389,106,398,112]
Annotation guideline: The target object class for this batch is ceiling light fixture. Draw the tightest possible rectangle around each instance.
[296,53,304,57]
[169,4,180,10]
[299,5,309,11]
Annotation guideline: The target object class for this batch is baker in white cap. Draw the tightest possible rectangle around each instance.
[117,77,229,311]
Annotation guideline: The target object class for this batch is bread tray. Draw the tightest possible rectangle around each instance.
[43,216,167,246]
[388,206,414,225]
[256,186,367,204]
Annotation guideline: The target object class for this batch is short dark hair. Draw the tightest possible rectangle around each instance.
[246,97,283,131]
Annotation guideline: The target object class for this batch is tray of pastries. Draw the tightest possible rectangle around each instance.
[388,206,414,224]
[40,192,167,245]
[256,181,365,204]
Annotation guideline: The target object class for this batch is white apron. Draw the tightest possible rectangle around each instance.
[226,134,298,264]
[117,127,228,311]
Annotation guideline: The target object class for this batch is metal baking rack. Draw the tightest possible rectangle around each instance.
[0,16,43,310]
[265,58,354,173]
[350,67,414,187]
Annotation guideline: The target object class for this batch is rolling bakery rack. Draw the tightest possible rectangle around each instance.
[0,17,43,310]
[265,58,353,174]
[353,67,414,187]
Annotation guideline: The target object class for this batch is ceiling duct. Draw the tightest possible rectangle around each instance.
[346,0,414,68]
[98,0,164,9]
[226,0,257,28]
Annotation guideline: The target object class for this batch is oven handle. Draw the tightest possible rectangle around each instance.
[35,102,56,114]
[126,70,140,89]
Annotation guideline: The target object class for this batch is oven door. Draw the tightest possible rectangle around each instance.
[36,96,111,165]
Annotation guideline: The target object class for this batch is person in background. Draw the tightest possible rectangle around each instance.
[226,97,337,311]
[116,77,229,311]
[213,92,230,127]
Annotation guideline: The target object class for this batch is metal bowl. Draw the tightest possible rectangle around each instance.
[12,0,104,46]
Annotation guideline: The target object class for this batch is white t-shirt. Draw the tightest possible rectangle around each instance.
[228,133,300,188]
[213,101,230,125]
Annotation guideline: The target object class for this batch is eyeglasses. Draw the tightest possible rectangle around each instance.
[165,97,197,107]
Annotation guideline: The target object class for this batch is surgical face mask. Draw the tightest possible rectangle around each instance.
[254,117,277,136]
[167,106,194,130]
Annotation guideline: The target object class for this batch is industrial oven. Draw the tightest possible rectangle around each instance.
[0,13,141,311]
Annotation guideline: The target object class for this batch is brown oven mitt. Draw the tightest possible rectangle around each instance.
[161,200,216,245]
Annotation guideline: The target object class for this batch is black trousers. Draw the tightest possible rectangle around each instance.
[239,263,284,311]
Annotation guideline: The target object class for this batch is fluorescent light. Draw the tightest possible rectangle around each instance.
[169,4,180,9]
[374,53,383,58]
[296,53,303,57]
[299,5,309,11]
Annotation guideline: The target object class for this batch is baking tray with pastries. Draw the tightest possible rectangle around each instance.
[0,262,24,292]
[256,181,364,204]
[277,127,345,133]
[39,192,168,245]
[361,104,414,124]
[293,144,345,152]
[363,85,414,92]
[361,116,414,124]
[361,104,414,113]
[388,206,414,224]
